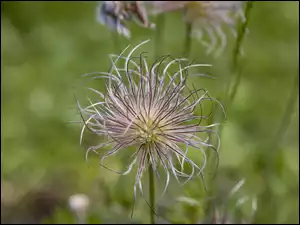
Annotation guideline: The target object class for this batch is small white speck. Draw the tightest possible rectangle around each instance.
[68,193,90,213]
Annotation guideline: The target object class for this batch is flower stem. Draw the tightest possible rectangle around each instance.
[204,2,254,222]
[149,163,155,224]
[154,14,165,59]
[227,1,254,103]
[183,22,192,58]
[219,1,254,136]
[112,31,119,53]
[273,68,299,146]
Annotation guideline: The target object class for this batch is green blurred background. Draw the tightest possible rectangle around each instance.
[1,1,299,224]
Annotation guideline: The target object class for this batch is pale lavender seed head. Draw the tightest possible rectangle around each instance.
[77,40,223,198]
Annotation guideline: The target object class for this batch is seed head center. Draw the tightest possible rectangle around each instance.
[139,118,157,144]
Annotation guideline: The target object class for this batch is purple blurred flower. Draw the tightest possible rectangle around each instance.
[97,1,155,38]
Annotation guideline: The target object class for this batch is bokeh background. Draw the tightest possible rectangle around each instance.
[1,1,299,224]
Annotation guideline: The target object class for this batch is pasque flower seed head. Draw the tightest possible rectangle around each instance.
[77,40,224,199]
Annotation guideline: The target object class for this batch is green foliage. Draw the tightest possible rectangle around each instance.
[1,1,299,224]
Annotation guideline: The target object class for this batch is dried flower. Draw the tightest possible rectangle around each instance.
[77,40,223,199]
[96,1,155,38]
[149,1,246,56]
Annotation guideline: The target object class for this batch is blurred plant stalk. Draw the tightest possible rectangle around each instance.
[273,67,299,147]
[205,1,254,222]
[184,22,192,58]
[227,1,254,106]
[154,14,165,59]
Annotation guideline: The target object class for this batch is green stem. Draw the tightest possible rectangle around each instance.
[77,215,85,224]
[256,69,298,224]
[232,2,253,71]
[149,163,155,224]
[154,14,165,59]
[112,31,119,53]
[184,22,192,58]
[273,68,299,147]
[204,2,254,222]
[227,1,254,103]
[218,1,254,137]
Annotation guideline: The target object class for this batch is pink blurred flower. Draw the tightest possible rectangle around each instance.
[150,1,246,56]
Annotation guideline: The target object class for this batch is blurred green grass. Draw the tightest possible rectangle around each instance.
[1,1,299,224]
